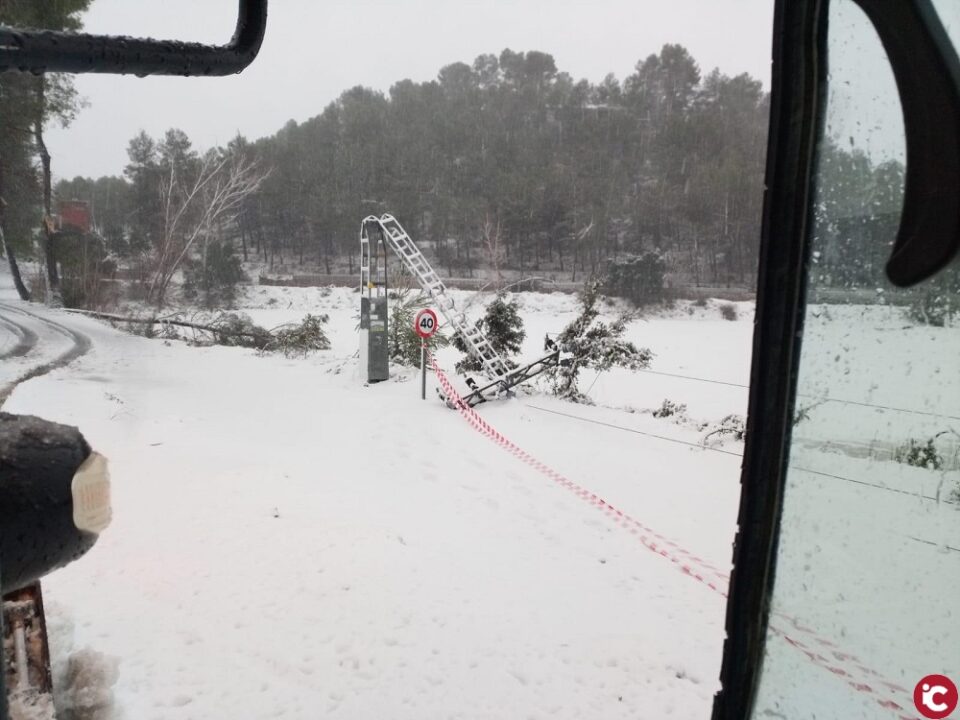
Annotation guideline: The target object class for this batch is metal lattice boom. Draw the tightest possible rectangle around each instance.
[365,214,512,380]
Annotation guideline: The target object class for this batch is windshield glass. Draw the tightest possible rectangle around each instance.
[751,1,960,717]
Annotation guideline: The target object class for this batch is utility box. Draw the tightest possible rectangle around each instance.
[360,217,390,383]
[359,295,389,382]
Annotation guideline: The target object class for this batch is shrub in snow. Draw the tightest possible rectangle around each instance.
[546,280,653,403]
[703,414,746,446]
[266,314,331,358]
[454,293,525,374]
[653,399,687,420]
[602,249,667,307]
[719,303,738,321]
[388,290,449,367]
[60,244,117,310]
[183,239,247,309]
[792,398,831,428]
[907,286,955,327]
[893,438,943,471]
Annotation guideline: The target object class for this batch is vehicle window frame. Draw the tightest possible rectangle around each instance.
[713,0,960,717]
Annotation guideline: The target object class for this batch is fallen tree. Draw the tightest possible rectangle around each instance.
[65,309,329,356]
[65,308,271,348]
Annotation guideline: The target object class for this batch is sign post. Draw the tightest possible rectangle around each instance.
[413,308,439,400]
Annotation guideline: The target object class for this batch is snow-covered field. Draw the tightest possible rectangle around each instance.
[1,272,957,719]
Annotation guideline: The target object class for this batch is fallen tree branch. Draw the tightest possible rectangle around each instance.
[63,308,264,340]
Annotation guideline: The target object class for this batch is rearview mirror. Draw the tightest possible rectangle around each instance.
[0,0,267,76]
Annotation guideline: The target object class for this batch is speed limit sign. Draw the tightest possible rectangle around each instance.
[414,308,439,339]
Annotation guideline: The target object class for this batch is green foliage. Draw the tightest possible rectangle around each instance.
[388,291,450,367]
[653,399,687,419]
[266,314,331,357]
[65,44,771,287]
[55,176,135,257]
[547,281,653,402]
[208,313,272,349]
[893,438,943,471]
[719,303,738,321]
[183,240,247,309]
[0,57,40,299]
[0,1,91,34]
[0,2,94,303]
[58,235,117,309]
[603,250,667,306]
[454,294,526,373]
[812,142,906,288]
[704,414,746,444]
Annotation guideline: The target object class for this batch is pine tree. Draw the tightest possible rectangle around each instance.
[547,281,653,402]
[0,0,92,303]
[603,249,666,306]
[387,288,450,366]
[454,293,526,373]
[182,239,247,309]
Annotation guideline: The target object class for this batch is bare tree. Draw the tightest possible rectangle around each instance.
[148,151,267,307]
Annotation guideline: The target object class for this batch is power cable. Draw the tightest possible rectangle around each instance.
[523,402,957,505]
[525,403,742,458]
[631,367,960,421]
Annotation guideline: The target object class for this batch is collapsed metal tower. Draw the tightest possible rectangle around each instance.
[360,214,561,406]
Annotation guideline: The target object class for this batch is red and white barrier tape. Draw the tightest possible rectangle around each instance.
[431,359,916,719]
[432,357,726,593]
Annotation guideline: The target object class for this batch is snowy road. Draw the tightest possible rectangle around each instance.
[0,301,92,406]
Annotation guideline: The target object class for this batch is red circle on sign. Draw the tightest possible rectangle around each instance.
[414,308,439,339]
[915,675,959,719]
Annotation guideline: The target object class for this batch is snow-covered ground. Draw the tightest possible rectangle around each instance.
[1,273,957,719]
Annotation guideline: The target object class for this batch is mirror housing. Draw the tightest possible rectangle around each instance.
[0,0,267,77]
[0,414,111,594]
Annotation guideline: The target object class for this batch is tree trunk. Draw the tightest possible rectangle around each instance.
[1,224,30,302]
[239,209,249,262]
[34,79,62,307]
[0,154,31,301]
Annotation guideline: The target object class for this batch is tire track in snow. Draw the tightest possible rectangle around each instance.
[0,314,38,359]
[0,302,92,407]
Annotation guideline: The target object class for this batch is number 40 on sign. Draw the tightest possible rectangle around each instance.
[414,308,438,339]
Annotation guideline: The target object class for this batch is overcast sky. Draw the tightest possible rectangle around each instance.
[47,0,775,180]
